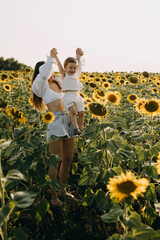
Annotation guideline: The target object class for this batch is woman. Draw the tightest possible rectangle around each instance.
[31,48,77,206]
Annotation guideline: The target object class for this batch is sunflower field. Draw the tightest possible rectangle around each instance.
[1,68,160,240]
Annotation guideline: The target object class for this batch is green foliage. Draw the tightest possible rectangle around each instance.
[1,68,160,239]
[0,56,29,70]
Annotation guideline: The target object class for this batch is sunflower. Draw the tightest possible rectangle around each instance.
[135,98,146,114]
[155,81,160,87]
[115,82,121,86]
[101,78,107,82]
[92,91,101,100]
[99,74,105,78]
[89,82,97,89]
[152,88,159,94]
[94,90,106,98]
[88,102,107,119]
[27,77,31,82]
[84,97,92,104]
[127,94,138,103]
[18,116,27,124]
[8,75,14,81]
[124,81,129,85]
[25,67,32,74]
[0,98,7,110]
[142,71,149,78]
[106,92,121,105]
[79,75,87,81]
[89,74,95,78]
[120,79,125,84]
[0,73,8,82]
[102,82,110,89]
[107,171,149,202]
[108,79,113,84]
[94,77,101,82]
[115,91,122,98]
[11,72,19,78]
[6,107,27,123]
[141,79,147,84]
[129,77,139,85]
[6,108,19,119]
[141,98,160,117]
[157,152,160,174]
[42,112,55,123]
[153,76,158,81]
[3,84,12,92]
[116,76,121,81]
[27,84,32,89]
[28,96,33,106]
[137,75,143,80]
[80,92,85,98]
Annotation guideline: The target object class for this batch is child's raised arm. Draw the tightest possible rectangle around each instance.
[50,48,65,78]
[75,48,84,77]
[76,48,84,63]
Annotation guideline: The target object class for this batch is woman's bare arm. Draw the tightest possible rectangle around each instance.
[50,48,65,78]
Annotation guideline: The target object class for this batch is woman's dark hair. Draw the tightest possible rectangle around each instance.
[31,61,47,113]
[64,57,78,69]
[31,61,62,113]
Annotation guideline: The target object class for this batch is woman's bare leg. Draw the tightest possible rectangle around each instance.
[78,111,84,130]
[48,138,63,206]
[59,137,75,195]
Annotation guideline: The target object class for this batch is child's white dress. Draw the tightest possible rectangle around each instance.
[61,62,84,112]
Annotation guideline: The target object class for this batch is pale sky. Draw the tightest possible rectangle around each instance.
[1,0,160,73]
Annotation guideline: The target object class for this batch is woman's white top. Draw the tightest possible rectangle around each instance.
[32,56,64,104]
[61,61,84,91]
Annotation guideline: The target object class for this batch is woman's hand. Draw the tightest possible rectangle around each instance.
[76,48,84,57]
[50,48,58,58]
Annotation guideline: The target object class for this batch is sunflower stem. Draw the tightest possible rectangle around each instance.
[102,129,109,169]
[45,124,48,157]
[0,150,4,208]
[0,150,7,240]
[149,116,153,168]
[124,202,128,234]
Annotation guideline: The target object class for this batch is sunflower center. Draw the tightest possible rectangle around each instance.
[129,77,138,84]
[145,101,159,112]
[117,180,137,194]
[45,114,52,120]
[89,82,97,88]
[129,95,137,100]
[89,103,107,116]
[97,91,105,97]
[1,74,8,80]
[108,94,117,103]
[95,78,100,82]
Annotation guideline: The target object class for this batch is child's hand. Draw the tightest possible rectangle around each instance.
[76,48,84,57]
[50,48,58,58]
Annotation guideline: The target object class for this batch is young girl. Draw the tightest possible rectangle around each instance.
[53,48,84,135]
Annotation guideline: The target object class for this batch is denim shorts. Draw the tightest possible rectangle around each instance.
[47,111,75,141]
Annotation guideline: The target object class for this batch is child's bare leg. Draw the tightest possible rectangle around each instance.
[78,111,84,130]
[69,104,78,129]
